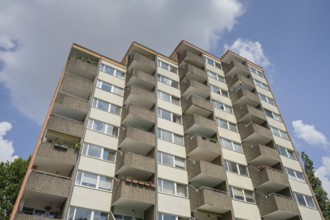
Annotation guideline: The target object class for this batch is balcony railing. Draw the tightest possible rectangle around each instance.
[223,60,250,77]
[243,144,280,167]
[121,105,155,131]
[123,86,156,109]
[179,63,207,83]
[238,123,273,145]
[127,52,156,74]
[126,69,156,91]
[46,114,85,138]
[66,56,98,81]
[180,78,210,99]
[183,114,217,137]
[256,193,300,219]
[25,170,71,198]
[235,105,267,125]
[15,213,60,220]
[116,151,155,180]
[185,135,220,161]
[118,127,155,155]
[226,74,255,91]
[230,88,260,107]
[182,95,213,118]
[61,72,93,100]
[178,50,205,68]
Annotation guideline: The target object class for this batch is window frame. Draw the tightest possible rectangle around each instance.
[82,143,116,162]
[225,160,249,177]
[92,98,121,116]
[157,59,178,73]
[75,170,113,192]
[96,80,124,96]
[284,167,305,182]
[207,70,225,83]
[212,100,233,114]
[87,119,119,137]
[264,108,281,122]
[271,126,289,140]
[157,151,186,170]
[157,128,184,146]
[210,85,229,97]
[230,186,256,203]
[220,137,244,153]
[157,74,179,89]
[277,145,297,160]
[157,91,181,106]
[249,66,264,78]
[68,206,109,220]
[157,108,182,124]
[99,63,125,79]
[258,93,275,106]
[205,57,222,69]
[217,118,238,132]
[294,192,316,209]
[253,78,269,91]
[157,178,188,198]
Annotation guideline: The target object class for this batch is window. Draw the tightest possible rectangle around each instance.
[207,71,225,83]
[157,91,181,105]
[157,108,182,124]
[285,167,305,182]
[212,100,233,114]
[271,126,289,140]
[230,186,255,203]
[114,214,142,220]
[253,79,269,91]
[220,137,243,153]
[75,171,112,191]
[225,160,249,177]
[217,118,238,132]
[158,178,188,197]
[294,193,316,209]
[264,108,281,122]
[258,93,275,106]
[68,207,108,220]
[277,145,297,160]
[157,60,177,73]
[87,119,119,137]
[158,213,188,220]
[99,64,125,79]
[92,98,121,115]
[210,85,228,97]
[205,57,222,69]
[96,80,124,96]
[249,66,264,78]
[157,74,179,89]
[157,151,186,169]
[157,128,183,145]
[82,143,116,162]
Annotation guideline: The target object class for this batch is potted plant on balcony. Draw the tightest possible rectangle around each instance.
[75,142,81,151]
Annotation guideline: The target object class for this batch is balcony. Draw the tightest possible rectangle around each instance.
[238,123,273,145]
[123,86,156,109]
[189,187,231,214]
[61,73,93,100]
[256,193,300,219]
[187,160,226,188]
[121,105,155,131]
[66,56,98,81]
[36,141,78,166]
[118,127,155,155]
[226,74,255,91]
[230,88,260,107]
[179,63,207,83]
[52,92,89,122]
[183,114,217,137]
[15,213,58,220]
[249,167,290,194]
[46,114,84,138]
[185,136,221,161]
[127,52,156,74]
[223,60,250,77]
[25,170,71,198]
[178,50,205,68]
[116,151,155,180]
[243,144,281,167]
[182,95,213,118]
[180,78,210,99]
[126,69,156,91]
[112,181,155,211]
[235,105,267,125]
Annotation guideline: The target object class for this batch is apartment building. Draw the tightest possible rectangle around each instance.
[11,41,324,220]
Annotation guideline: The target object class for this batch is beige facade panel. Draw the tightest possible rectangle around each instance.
[157,67,180,82]
[158,99,182,115]
[299,206,323,220]
[98,72,125,88]
[226,172,254,190]
[222,148,248,166]
[273,136,294,150]
[232,200,261,220]
[281,156,303,171]
[89,108,121,126]
[157,140,186,158]
[93,89,123,107]
[157,165,188,184]
[157,118,184,136]
[157,82,181,98]
[78,156,116,176]
[158,193,191,217]
[84,130,119,150]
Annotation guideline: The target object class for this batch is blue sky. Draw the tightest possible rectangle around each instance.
[0,0,329,195]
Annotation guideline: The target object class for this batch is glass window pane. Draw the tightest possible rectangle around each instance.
[239,165,248,176]
[110,105,121,115]
[244,190,255,203]
[96,99,109,111]
[88,144,102,158]
[68,207,75,220]
[174,134,183,145]
[162,179,175,194]
[305,196,316,208]
[93,211,108,220]
[295,193,307,206]
[103,149,115,162]
[222,138,232,149]
[75,171,82,185]
[74,207,91,220]
[229,123,237,132]
[296,172,305,181]
[287,151,296,160]
[93,120,106,133]
[161,130,172,142]
[81,172,97,188]
[162,153,174,167]
[233,142,243,153]
[101,83,112,93]
[176,184,187,197]
[233,187,244,201]
[285,168,296,179]
[175,157,185,169]
[99,176,112,191]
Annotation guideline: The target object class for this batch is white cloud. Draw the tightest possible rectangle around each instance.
[224,38,271,68]
[0,121,18,162]
[292,120,329,148]
[315,157,330,198]
[0,0,245,124]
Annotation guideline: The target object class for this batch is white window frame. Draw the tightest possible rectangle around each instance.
[277,145,297,160]
[207,71,225,83]
[264,108,281,122]
[230,186,256,203]
[212,100,233,114]
[157,108,182,124]
[99,63,125,79]
[284,167,305,182]
[75,170,113,192]
[225,160,249,177]
[82,143,116,162]
[205,57,222,69]
[271,126,289,140]
[258,93,275,106]
[210,85,228,97]
[249,66,264,78]
[157,74,179,89]
[157,178,188,198]
[217,118,238,132]
[157,151,186,170]
[254,79,269,91]
[87,119,118,137]
[157,91,181,106]
[92,98,121,116]
[96,80,124,96]
[68,206,109,220]
[157,59,177,73]
[157,128,183,146]
[220,137,244,153]
[294,192,316,209]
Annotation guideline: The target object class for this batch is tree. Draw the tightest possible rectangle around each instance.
[301,151,330,219]
[0,157,30,220]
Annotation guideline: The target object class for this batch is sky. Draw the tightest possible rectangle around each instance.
[0,0,329,196]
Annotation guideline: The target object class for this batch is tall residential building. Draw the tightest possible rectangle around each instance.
[11,41,324,220]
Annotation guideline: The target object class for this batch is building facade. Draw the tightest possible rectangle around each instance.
[11,41,324,220]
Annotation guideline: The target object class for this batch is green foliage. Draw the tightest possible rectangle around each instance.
[0,157,30,220]
[301,152,330,219]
